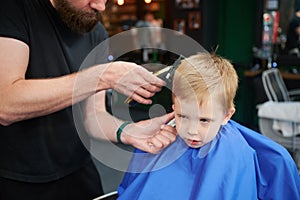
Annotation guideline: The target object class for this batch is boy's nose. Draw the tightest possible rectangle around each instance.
[90,0,106,11]
[187,123,199,136]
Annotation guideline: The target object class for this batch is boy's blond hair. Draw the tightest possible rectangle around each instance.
[173,52,238,111]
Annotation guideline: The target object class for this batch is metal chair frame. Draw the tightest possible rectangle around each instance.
[260,68,300,169]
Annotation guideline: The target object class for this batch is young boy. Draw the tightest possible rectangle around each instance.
[117,52,300,199]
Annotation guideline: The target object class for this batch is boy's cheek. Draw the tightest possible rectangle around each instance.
[176,125,186,137]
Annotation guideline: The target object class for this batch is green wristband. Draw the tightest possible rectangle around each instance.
[116,121,132,144]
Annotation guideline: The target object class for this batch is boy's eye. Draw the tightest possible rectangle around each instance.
[200,118,210,123]
[177,114,187,119]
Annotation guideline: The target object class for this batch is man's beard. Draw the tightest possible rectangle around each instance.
[53,0,102,34]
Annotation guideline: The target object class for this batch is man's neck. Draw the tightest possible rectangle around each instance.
[50,0,55,8]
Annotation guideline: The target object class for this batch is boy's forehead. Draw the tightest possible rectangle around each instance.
[174,97,206,111]
[174,96,224,113]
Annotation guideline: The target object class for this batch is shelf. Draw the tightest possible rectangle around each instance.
[102,0,138,36]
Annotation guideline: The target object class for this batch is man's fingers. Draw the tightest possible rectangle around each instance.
[134,87,155,99]
[128,83,163,105]
[160,125,177,140]
[155,127,177,145]
[146,138,170,154]
[148,137,164,149]
[141,83,163,93]
[145,126,177,154]
[130,93,152,105]
[138,69,165,87]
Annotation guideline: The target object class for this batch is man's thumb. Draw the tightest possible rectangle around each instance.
[156,112,175,124]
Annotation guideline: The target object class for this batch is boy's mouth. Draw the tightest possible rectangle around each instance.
[186,139,202,146]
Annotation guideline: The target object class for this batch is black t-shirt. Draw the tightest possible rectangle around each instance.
[286,15,300,51]
[0,0,107,182]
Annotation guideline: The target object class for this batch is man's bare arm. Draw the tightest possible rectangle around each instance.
[0,37,165,126]
[83,92,177,154]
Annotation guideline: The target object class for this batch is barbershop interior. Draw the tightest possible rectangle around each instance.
[2,0,300,198]
[90,0,300,196]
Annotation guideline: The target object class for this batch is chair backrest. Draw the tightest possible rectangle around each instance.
[261,68,290,102]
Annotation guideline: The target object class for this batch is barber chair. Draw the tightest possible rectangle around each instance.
[93,191,118,200]
[257,68,300,169]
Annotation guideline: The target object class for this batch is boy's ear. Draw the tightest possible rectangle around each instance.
[222,108,235,125]
[172,104,175,111]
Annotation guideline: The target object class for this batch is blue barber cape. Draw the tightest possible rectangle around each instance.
[118,120,300,200]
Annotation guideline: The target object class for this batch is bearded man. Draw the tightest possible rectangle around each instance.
[0,0,177,199]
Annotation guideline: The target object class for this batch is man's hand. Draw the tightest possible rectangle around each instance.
[120,112,177,154]
[99,61,165,105]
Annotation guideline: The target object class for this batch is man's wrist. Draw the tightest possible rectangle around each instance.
[116,121,132,144]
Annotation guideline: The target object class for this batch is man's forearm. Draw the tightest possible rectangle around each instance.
[0,65,106,126]
[83,91,122,142]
